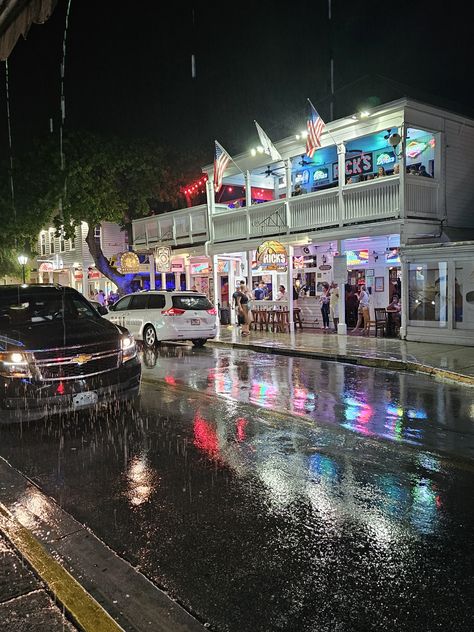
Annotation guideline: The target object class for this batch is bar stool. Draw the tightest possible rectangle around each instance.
[275,310,290,333]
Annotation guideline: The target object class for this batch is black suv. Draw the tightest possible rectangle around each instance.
[0,285,141,423]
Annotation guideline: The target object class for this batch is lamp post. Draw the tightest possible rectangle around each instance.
[17,255,28,285]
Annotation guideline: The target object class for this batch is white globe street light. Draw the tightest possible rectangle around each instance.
[17,255,28,284]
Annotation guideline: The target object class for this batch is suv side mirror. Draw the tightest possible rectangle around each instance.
[98,305,109,315]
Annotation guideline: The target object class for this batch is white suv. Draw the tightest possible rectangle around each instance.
[105,291,218,348]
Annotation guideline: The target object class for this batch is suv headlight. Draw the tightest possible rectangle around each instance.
[121,336,137,363]
[0,352,32,378]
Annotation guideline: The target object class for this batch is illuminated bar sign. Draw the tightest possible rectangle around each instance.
[256,240,288,272]
[333,153,373,179]
[346,249,369,266]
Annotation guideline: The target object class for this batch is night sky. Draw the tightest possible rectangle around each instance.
[1,1,473,165]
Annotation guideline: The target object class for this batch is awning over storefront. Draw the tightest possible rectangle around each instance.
[0,0,57,60]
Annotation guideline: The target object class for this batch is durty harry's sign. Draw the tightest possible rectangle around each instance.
[256,240,288,272]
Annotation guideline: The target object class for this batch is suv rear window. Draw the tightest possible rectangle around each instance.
[172,295,212,311]
[148,294,166,309]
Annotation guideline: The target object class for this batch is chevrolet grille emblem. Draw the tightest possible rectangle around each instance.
[72,354,93,365]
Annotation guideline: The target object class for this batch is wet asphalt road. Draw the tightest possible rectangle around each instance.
[1,346,474,631]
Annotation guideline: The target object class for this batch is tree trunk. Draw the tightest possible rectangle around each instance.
[85,225,135,295]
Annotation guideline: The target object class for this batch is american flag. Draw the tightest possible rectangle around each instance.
[214,141,231,192]
[306,102,325,158]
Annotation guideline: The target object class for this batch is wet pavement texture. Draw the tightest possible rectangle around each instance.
[0,535,75,631]
[1,346,474,631]
[214,326,474,380]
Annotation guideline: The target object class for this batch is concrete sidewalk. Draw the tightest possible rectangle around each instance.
[210,327,474,385]
[0,533,76,631]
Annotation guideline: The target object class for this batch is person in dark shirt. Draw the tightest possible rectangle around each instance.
[418,165,432,178]
[254,281,267,301]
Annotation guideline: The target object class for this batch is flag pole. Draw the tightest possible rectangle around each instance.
[307,98,338,147]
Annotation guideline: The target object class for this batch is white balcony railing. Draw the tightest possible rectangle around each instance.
[342,176,400,223]
[405,176,440,219]
[132,204,208,248]
[132,175,441,249]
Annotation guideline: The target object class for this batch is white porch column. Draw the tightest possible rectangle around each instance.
[285,158,292,199]
[273,175,280,200]
[245,170,252,207]
[161,272,166,291]
[247,250,253,290]
[212,255,219,309]
[149,254,156,290]
[229,258,235,325]
[174,271,181,291]
[399,123,406,219]
[400,257,409,339]
[287,244,295,333]
[334,249,347,335]
[48,271,54,284]
[206,179,215,242]
[337,143,346,226]
[185,259,191,290]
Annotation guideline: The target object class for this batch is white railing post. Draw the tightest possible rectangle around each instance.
[285,158,292,199]
[206,179,215,243]
[399,123,406,218]
[287,244,295,333]
[245,170,252,240]
[337,142,345,226]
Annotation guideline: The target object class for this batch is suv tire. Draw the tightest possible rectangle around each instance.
[143,324,157,349]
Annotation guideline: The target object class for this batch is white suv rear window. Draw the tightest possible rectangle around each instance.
[172,295,212,311]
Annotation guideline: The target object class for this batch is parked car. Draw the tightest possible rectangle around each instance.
[0,285,141,423]
[105,291,218,348]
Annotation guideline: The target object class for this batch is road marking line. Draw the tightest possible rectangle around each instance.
[0,502,124,632]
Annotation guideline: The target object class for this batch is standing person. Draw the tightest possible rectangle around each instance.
[97,289,106,306]
[352,284,370,334]
[236,285,251,336]
[320,282,330,330]
[232,284,244,327]
[329,282,340,332]
[276,285,287,301]
[254,281,266,301]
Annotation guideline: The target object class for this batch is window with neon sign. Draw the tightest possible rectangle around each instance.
[346,249,369,266]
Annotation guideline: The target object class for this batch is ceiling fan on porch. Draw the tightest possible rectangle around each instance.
[259,165,284,177]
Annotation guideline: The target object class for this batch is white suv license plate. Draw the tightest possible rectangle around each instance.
[73,391,98,409]
[191,318,200,325]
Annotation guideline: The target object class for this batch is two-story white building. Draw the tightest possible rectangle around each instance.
[33,221,128,298]
[132,98,474,343]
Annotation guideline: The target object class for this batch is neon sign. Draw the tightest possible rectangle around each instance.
[346,249,369,266]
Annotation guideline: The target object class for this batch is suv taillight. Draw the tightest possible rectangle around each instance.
[207,307,217,315]
[162,307,186,316]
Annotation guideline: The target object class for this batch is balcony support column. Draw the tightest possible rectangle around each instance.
[334,241,347,335]
[337,143,345,226]
[287,244,295,334]
[245,170,252,238]
[185,259,191,290]
[161,272,166,291]
[399,123,406,219]
[285,159,292,199]
[206,179,215,243]
[149,253,156,290]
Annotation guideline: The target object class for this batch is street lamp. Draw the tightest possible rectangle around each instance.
[17,255,28,285]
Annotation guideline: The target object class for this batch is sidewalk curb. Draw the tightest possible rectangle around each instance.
[0,457,206,632]
[207,339,474,386]
[0,502,123,632]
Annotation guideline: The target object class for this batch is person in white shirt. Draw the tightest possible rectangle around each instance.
[352,284,370,334]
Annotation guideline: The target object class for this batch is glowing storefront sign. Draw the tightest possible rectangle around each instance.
[346,249,369,266]
[191,261,210,275]
[256,240,288,272]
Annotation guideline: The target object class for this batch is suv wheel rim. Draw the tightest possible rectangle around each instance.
[145,327,155,346]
